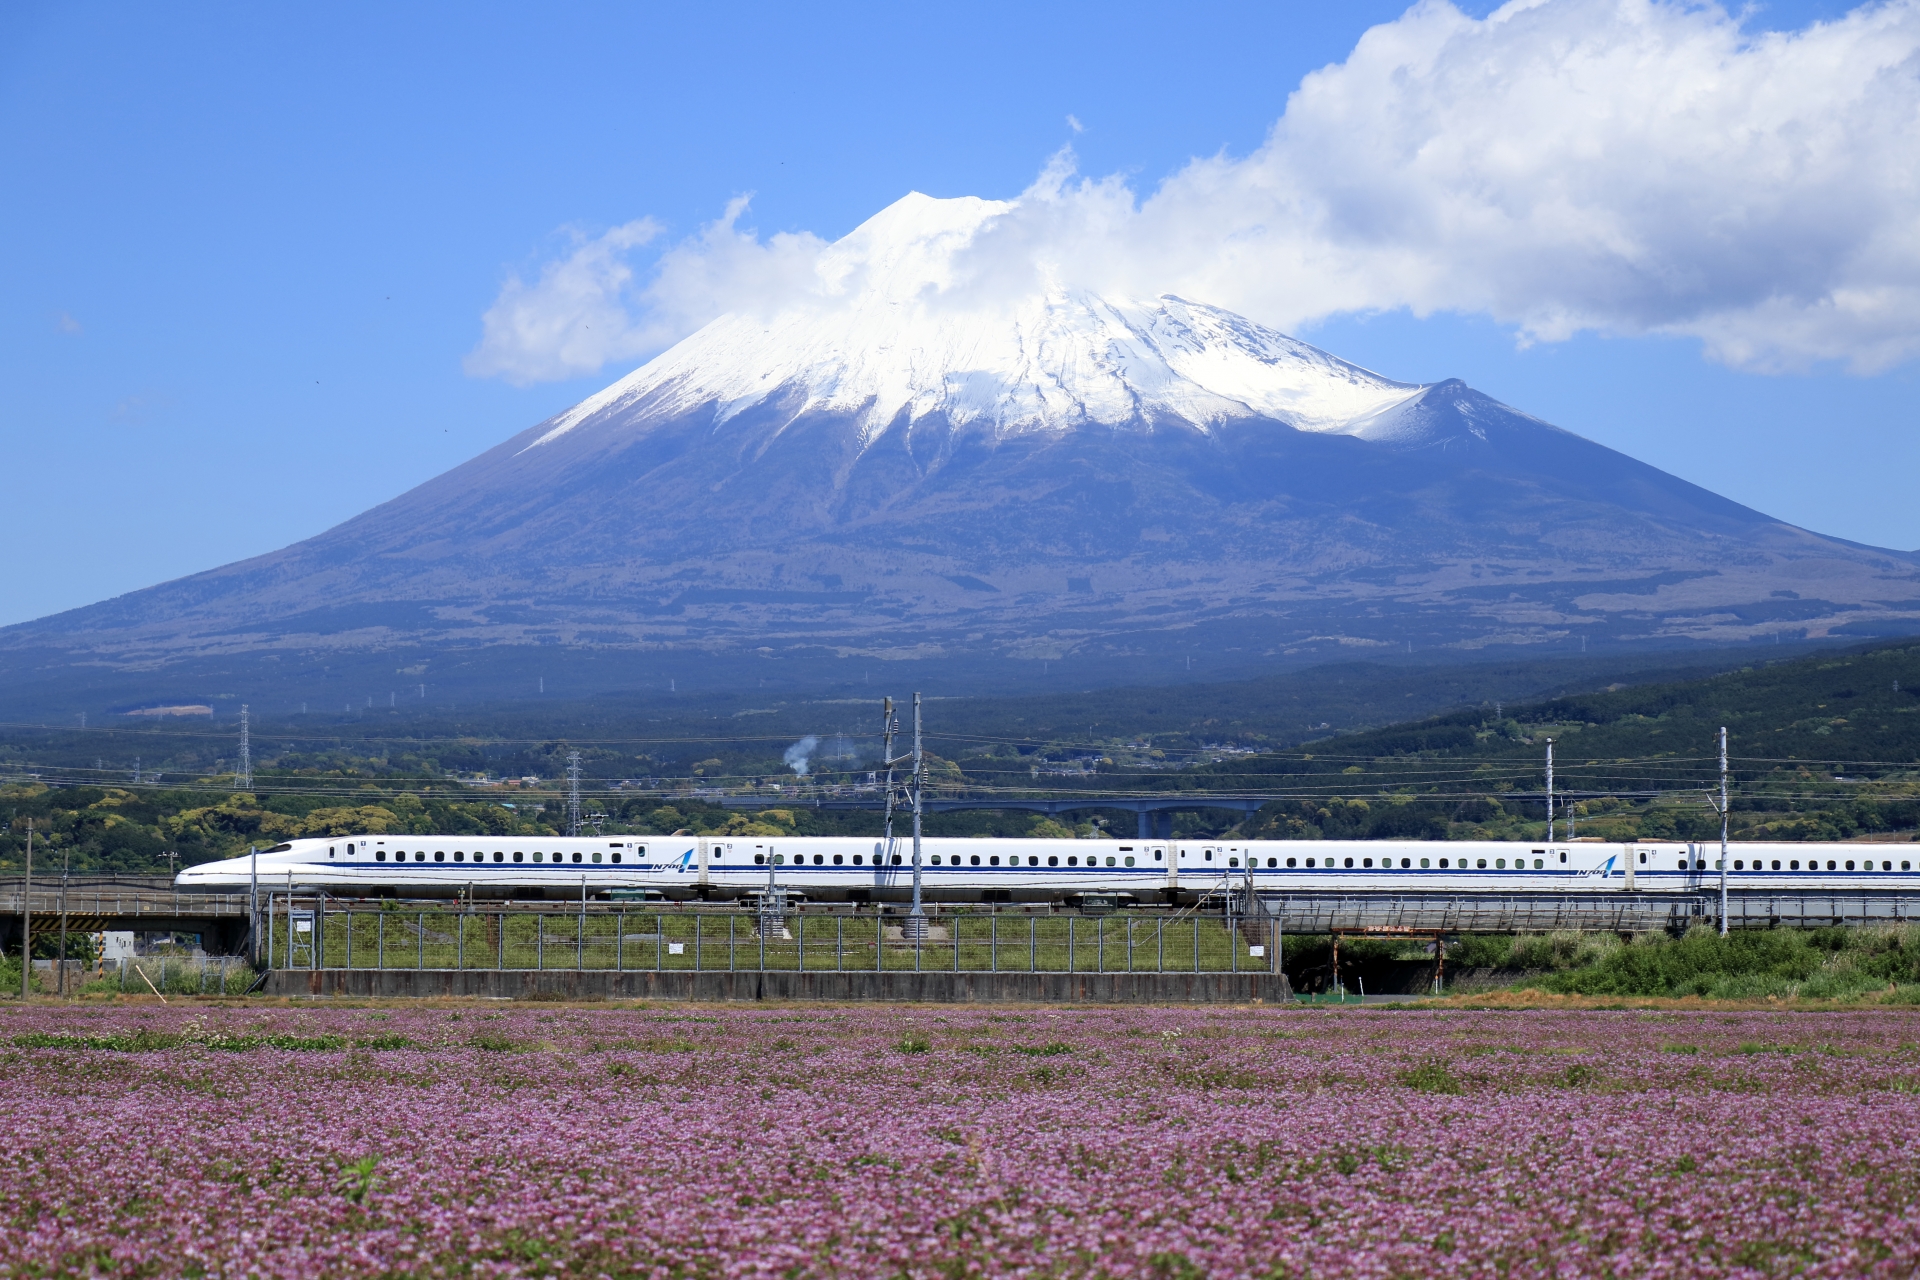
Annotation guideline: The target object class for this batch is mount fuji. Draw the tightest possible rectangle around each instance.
[7,193,1920,712]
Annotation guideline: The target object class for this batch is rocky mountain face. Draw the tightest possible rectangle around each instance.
[6,194,1918,713]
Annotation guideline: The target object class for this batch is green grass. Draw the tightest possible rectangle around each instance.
[1518,924,1920,999]
[281,907,1271,975]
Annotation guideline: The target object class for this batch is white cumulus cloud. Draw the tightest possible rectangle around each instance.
[468,0,1920,382]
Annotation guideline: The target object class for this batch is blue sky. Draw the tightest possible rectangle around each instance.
[1,0,1913,630]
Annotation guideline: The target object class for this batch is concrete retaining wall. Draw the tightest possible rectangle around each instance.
[265,968,1290,1003]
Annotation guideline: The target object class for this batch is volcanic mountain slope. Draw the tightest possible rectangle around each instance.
[6,193,1919,705]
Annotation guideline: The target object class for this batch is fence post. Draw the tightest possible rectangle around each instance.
[836,915,843,971]
[617,909,624,972]
[757,910,765,973]
[537,914,544,970]
[1193,916,1200,972]
[266,896,276,970]
[417,911,424,971]
[952,911,960,972]
[876,913,883,972]
[377,912,384,970]
[1068,916,1075,974]
[695,915,702,971]
[730,914,737,973]
[990,911,997,974]
[797,913,805,972]
[345,909,353,970]
[457,905,465,971]
[1029,915,1036,973]
[1157,917,1164,972]
[498,911,506,970]
[1126,918,1133,973]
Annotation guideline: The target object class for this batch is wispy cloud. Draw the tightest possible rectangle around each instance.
[468,0,1920,383]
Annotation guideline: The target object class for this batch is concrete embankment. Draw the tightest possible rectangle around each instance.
[264,969,1291,1003]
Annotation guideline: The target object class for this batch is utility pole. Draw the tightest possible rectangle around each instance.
[19,820,31,1000]
[909,692,926,932]
[566,751,583,838]
[880,697,899,857]
[236,705,252,792]
[1728,729,1743,940]
[1544,738,1555,843]
[248,845,259,966]
[58,846,68,997]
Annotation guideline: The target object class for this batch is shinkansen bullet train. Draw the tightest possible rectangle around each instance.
[173,833,1920,905]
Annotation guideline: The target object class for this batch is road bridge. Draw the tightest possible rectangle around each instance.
[0,879,252,955]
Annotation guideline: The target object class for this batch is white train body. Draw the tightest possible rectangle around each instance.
[174,833,1920,905]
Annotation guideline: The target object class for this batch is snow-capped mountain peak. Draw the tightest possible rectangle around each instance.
[524,193,1424,453]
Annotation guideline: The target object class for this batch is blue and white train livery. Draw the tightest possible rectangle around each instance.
[173,833,1920,905]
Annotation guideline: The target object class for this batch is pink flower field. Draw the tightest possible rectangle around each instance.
[4,1002,1920,1277]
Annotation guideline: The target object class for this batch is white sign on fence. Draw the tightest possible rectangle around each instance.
[1248,945,1265,958]
[667,943,685,955]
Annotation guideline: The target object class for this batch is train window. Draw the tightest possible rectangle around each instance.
[1231,857,1242,868]
[592,852,602,864]
[1790,860,1800,870]
[931,855,941,865]
[1068,856,1078,867]
[1305,858,1315,867]
[970,855,980,866]
[495,852,504,862]
[1401,858,1412,869]
[990,856,1001,867]
[833,854,843,865]
[1638,852,1647,864]
[1827,860,1837,871]
[1125,856,1136,867]
[1154,850,1164,862]
[892,855,902,865]
[1029,856,1040,866]
[1269,858,1278,869]
[1048,856,1058,867]
[1734,860,1744,870]
[754,854,765,865]
[775,854,788,866]
[1361,858,1372,869]
[1204,851,1213,862]
[1286,857,1297,868]
[328,846,335,859]
[853,855,863,865]
[1677,858,1687,868]
[1906,862,1913,872]
[375,851,386,862]
[1106,856,1116,867]
[1419,858,1430,869]
[452,852,463,862]
[1343,857,1354,869]
[570,852,580,863]
[1476,859,1487,869]
[1495,858,1506,869]
[612,853,621,864]
[1846,861,1855,872]
[417,853,427,862]
[513,852,523,863]
[1770,860,1779,870]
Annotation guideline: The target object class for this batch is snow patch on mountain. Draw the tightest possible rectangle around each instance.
[523,193,1426,454]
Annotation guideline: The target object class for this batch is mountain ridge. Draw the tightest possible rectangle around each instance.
[5,192,1919,716]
